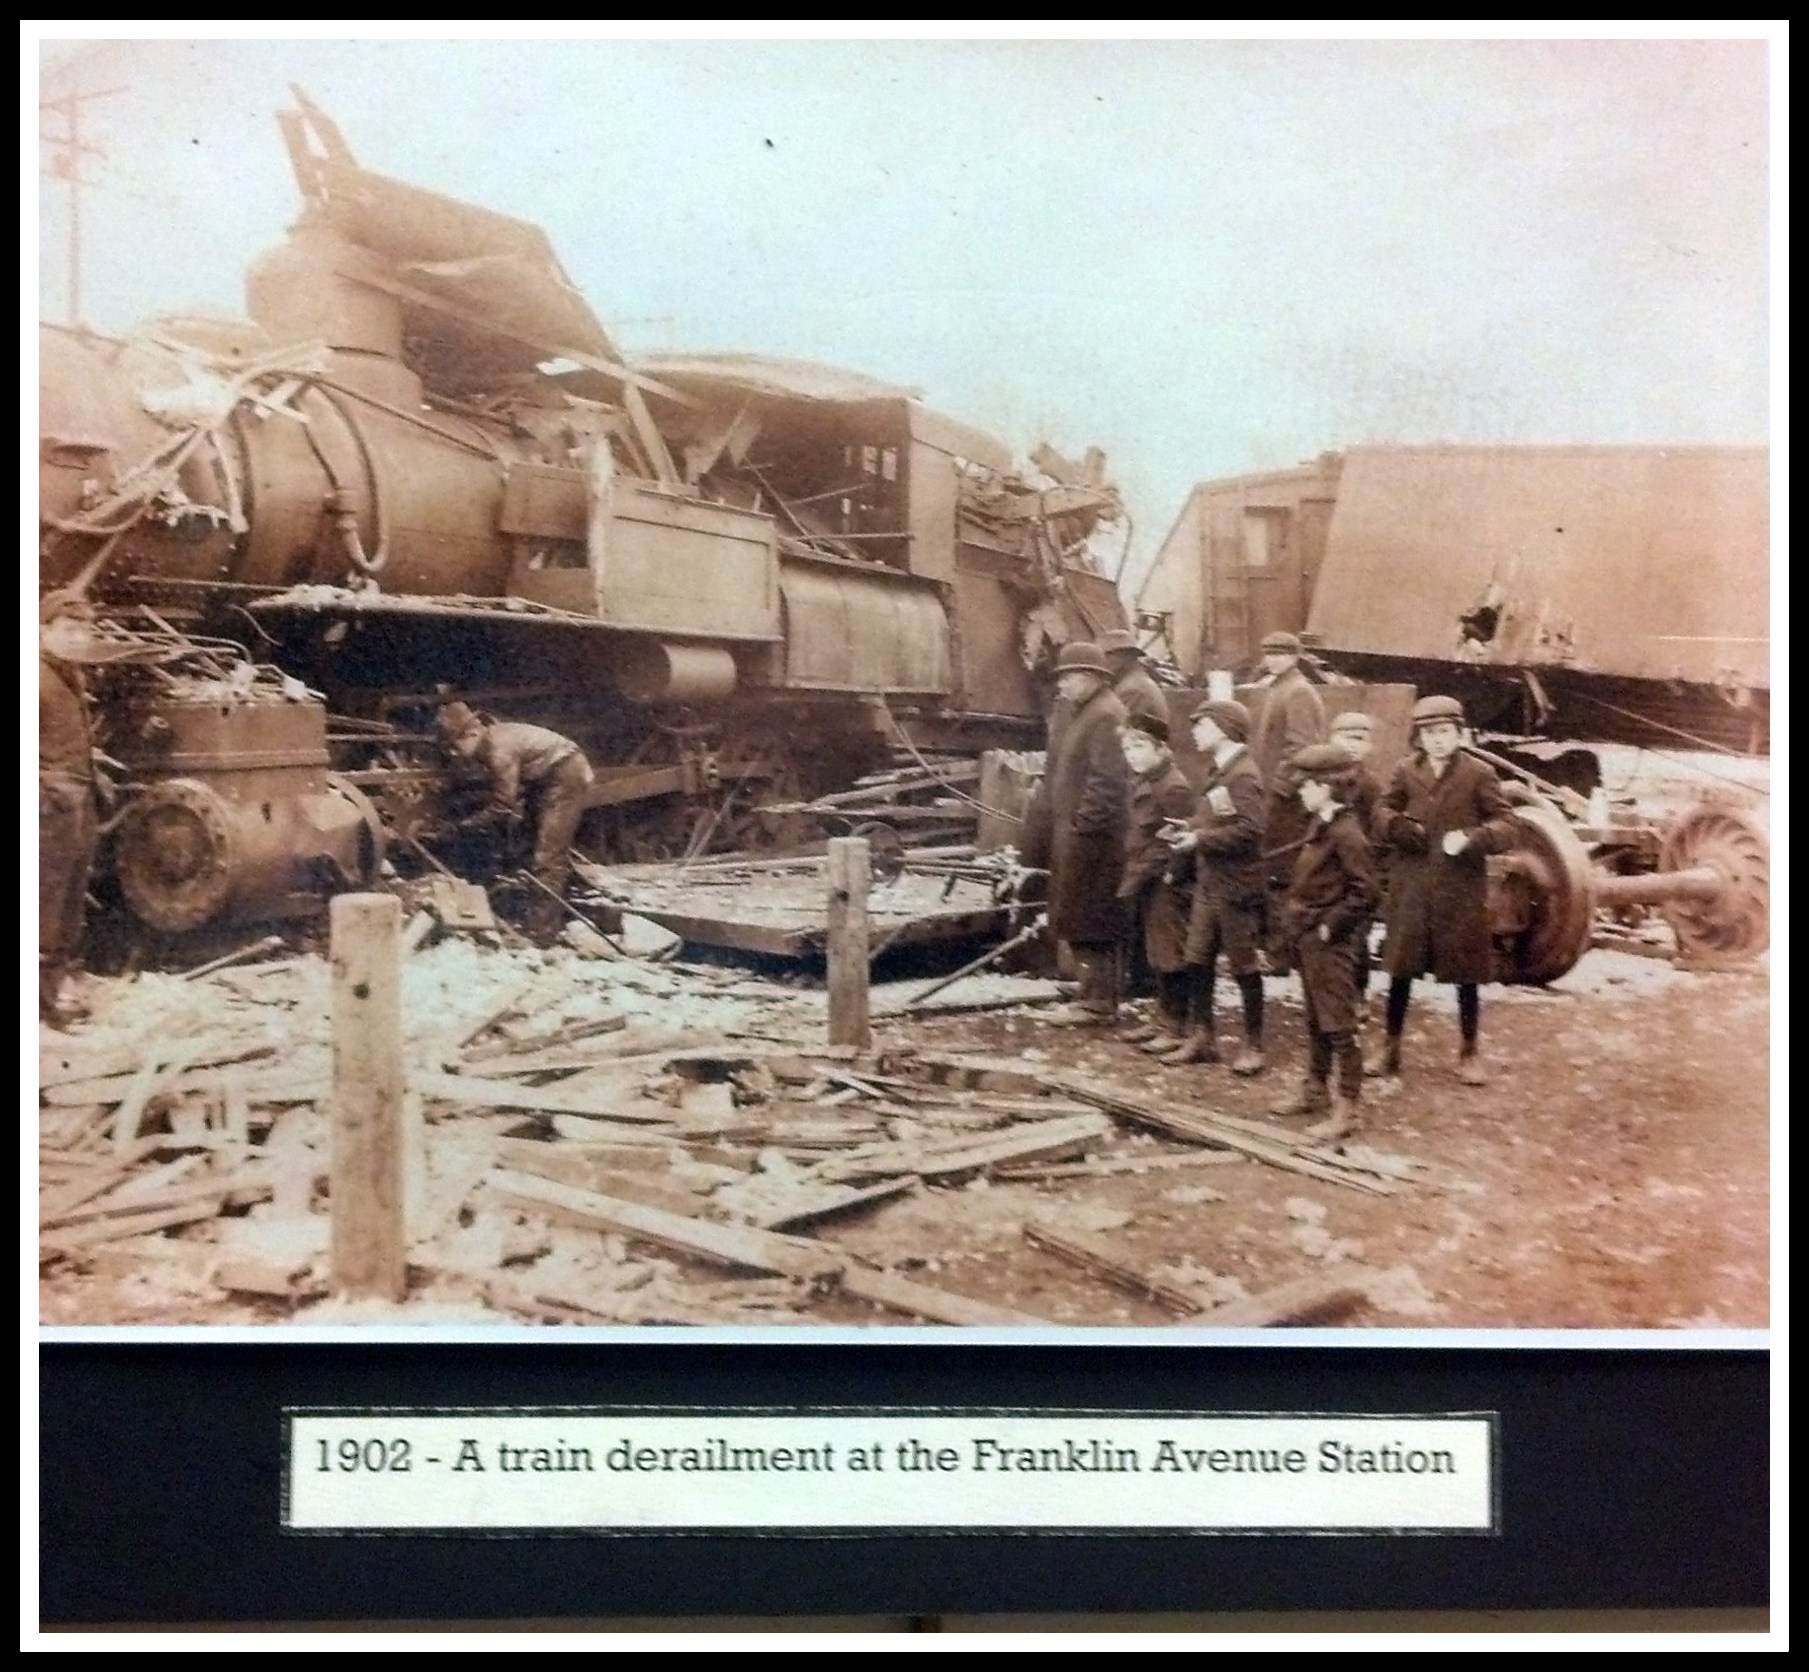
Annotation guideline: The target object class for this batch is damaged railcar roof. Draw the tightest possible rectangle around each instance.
[642,352,1014,472]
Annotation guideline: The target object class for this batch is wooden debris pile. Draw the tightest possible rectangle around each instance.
[41,946,1426,1328]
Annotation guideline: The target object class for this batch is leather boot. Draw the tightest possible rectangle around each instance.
[1364,1035,1402,1081]
[1269,1077,1330,1118]
[1456,1052,1488,1087]
[1158,1029,1220,1065]
[1229,1042,1266,1077]
[1307,1092,1358,1143]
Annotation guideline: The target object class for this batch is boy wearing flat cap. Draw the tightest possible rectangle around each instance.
[1271,743,1380,1141]
[1115,711,1197,1050]
[1158,698,1268,1071]
[1373,694,1515,1086]
[1328,710,1386,1000]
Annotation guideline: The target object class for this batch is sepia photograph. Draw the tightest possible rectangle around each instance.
[35,33,1772,1336]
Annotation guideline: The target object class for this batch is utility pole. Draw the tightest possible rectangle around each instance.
[40,83,125,324]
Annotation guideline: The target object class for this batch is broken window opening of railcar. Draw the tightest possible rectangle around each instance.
[1459,601,1502,645]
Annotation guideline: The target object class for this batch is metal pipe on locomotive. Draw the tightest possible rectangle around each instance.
[39,92,1126,941]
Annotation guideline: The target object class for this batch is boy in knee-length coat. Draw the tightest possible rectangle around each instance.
[1373,694,1517,1086]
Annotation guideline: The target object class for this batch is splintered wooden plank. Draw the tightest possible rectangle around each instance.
[1188,1268,1377,1328]
[485,1169,843,1280]
[817,1112,1110,1186]
[40,1201,226,1258]
[1022,1222,1210,1317]
[39,1036,273,1093]
[1044,1075,1397,1197]
[465,1011,630,1068]
[835,1265,1049,1327]
[897,1053,1054,1095]
[41,1169,272,1232]
[489,1144,712,1219]
[731,1176,918,1232]
[996,1150,1244,1183]
[413,1069,676,1125]
[36,1137,167,1225]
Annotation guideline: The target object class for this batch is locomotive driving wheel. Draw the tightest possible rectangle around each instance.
[1656,803,1770,963]
[1486,802,1597,986]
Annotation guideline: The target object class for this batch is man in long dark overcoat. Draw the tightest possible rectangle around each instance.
[1099,628,1168,728]
[1023,641,1129,1022]
[1248,630,1328,791]
[1373,694,1517,1086]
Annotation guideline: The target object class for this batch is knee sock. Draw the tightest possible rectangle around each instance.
[1238,972,1264,1043]
[1190,968,1217,1037]
[1458,983,1480,1054]
[1385,977,1412,1038]
[1330,1032,1362,1099]
[1308,1028,1333,1085]
[1158,971,1190,1031]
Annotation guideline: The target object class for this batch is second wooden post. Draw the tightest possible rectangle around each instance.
[826,836,871,1049]
[329,892,407,1301]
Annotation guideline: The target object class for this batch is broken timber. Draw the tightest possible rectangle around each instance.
[1023,1222,1212,1316]
[1040,1074,1399,1196]
[1189,1268,1376,1328]
[485,1169,1047,1325]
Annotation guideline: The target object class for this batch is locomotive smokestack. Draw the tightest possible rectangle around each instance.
[245,218,421,408]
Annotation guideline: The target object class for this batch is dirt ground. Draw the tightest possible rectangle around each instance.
[38,936,1769,1333]
[841,952,1772,1330]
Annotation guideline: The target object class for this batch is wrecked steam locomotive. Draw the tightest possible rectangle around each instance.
[39,92,1125,940]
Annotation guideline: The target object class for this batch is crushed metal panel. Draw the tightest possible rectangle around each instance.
[1308,445,1770,688]
[1058,567,1132,644]
[589,477,781,641]
[777,563,952,694]
[639,352,920,405]
[282,94,622,366]
[907,404,1014,474]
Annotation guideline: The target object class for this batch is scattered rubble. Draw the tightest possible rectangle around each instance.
[38,919,1768,1330]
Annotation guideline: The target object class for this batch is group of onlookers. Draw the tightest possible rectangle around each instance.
[1021,630,1515,1142]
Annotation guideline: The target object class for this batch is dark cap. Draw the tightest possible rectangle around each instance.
[1329,710,1375,738]
[1409,694,1465,729]
[1098,628,1140,656]
[1123,710,1170,744]
[1260,631,1303,654]
[1187,698,1250,742]
[1290,742,1358,780]
[436,700,483,740]
[1053,641,1111,677]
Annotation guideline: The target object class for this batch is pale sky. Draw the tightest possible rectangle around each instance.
[35,33,1771,584]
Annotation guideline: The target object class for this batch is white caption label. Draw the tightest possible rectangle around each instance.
[286,1412,1495,1532]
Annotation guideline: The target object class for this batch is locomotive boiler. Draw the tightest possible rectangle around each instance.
[40,92,1125,937]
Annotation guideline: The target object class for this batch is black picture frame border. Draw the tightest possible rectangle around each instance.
[38,1338,1769,1624]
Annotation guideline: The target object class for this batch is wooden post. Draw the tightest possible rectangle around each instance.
[328,893,407,1301]
[826,837,871,1049]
